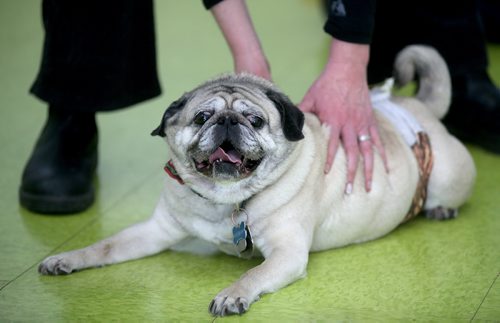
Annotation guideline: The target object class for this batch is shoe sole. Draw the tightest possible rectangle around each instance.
[19,188,94,215]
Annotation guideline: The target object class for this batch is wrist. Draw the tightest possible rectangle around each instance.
[325,38,370,75]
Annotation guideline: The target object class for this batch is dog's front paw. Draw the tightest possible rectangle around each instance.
[38,255,75,275]
[209,285,256,317]
[209,294,249,316]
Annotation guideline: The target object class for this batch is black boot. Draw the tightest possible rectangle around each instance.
[443,71,500,154]
[19,107,98,214]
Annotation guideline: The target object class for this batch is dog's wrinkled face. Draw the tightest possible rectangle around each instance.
[151,74,304,202]
[187,96,267,180]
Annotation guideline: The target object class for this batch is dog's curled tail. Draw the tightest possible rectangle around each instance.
[393,45,451,120]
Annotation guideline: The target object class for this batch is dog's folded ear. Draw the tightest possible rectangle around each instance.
[151,95,189,137]
[265,89,305,141]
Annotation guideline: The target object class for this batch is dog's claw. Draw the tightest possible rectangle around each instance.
[209,295,249,316]
[38,256,74,275]
[425,206,458,220]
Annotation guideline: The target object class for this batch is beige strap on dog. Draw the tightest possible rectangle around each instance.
[402,132,434,223]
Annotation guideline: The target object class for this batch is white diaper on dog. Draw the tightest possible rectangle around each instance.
[370,78,423,146]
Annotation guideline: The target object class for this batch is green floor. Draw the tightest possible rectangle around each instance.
[1,0,499,321]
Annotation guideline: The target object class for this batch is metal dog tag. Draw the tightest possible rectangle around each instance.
[232,221,253,259]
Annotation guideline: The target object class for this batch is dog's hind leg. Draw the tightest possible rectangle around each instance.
[424,125,476,219]
[425,206,458,220]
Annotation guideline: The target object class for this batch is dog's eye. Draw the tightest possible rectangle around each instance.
[193,111,212,125]
[248,115,264,129]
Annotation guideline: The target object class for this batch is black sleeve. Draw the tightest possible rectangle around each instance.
[202,0,225,10]
[323,0,376,44]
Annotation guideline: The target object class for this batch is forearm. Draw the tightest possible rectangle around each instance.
[210,0,264,60]
[209,0,270,79]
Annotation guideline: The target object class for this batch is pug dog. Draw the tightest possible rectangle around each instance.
[39,45,476,316]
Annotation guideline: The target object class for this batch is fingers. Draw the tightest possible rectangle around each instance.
[355,126,387,193]
[324,127,340,174]
[342,126,359,195]
[318,123,384,195]
[359,133,374,192]
[298,94,314,113]
[344,127,379,194]
[370,125,389,173]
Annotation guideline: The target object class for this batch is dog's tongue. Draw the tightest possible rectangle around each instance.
[209,147,242,165]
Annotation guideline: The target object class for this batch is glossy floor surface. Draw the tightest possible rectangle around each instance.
[1,1,499,321]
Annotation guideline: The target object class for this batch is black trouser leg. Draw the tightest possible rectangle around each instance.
[21,0,161,214]
[30,0,161,111]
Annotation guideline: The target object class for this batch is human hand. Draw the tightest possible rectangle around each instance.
[299,40,387,194]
